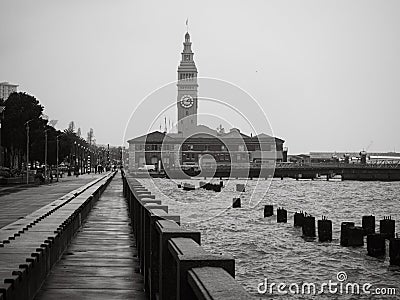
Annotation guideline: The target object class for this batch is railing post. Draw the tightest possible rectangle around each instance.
[156,220,200,300]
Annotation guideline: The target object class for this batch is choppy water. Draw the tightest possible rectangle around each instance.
[137,177,400,299]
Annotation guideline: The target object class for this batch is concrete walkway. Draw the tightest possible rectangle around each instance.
[0,173,105,229]
[35,174,146,300]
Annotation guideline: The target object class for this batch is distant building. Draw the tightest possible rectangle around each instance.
[0,82,18,100]
[288,154,311,164]
[128,130,284,170]
[127,31,285,171]
[310,152,400,164]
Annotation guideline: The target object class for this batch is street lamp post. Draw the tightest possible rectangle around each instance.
[77,144,80,174]
[44,129,48,182]
[0,106,5,167]
[74,141,77,173]
[82,146,84,174]
[25,120,32,184]
[56,134,61,182]
[83,147,86,174]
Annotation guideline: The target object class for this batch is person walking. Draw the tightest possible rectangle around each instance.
[74,165,79,177]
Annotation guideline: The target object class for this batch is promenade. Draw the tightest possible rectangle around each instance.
[0,174,104,229]
[0,171,252,299]
[35,175,146,299]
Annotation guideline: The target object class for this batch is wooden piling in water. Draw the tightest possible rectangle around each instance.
[318,216,332,242]
[263,205,273,217]
[294,212,304,227]
[380,217,395,239]
[302,215,316,238]
[367,233,386,257]
[362,215,375,236]
[347,226,364,247]
[389,237,400,266]
[340,222,355,246]
[236,184,245,192]
[232,198,241,208]
[205,183,212,190]
[213,184,221,192]
[277,208,287,223]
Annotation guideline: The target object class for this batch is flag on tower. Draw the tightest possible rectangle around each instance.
[186,18,188,26]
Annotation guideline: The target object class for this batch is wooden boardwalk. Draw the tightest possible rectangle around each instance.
[35,174,146,300]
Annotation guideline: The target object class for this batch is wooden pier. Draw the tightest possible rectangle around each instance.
[0,170,254,299]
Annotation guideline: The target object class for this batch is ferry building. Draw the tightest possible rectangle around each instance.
[127,31,286,171]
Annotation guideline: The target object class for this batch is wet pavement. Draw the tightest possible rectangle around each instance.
[0,173,105,229]
[34,174,146,300]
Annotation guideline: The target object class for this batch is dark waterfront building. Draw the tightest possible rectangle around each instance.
[127,31,285,171]
[128,129,285,170]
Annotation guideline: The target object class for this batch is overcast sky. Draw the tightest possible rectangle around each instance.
[1,0,399,154]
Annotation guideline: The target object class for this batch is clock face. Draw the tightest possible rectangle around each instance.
[180,95,194,108]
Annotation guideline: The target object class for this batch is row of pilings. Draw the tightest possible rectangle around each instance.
[252,204,399,266]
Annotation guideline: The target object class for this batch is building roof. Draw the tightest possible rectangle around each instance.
[128,128,285,145]
[127,131,172,143]
[0,82,18,87]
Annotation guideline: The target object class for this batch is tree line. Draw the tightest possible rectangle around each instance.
[0,92,113,171]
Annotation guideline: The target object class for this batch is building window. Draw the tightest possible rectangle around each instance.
[221,145,225,151]
[237,154,241,161]
[238,145,245,151]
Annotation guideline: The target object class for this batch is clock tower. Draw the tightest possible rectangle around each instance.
[177,32,198,135]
